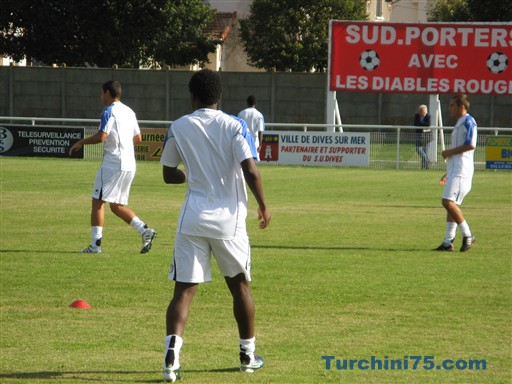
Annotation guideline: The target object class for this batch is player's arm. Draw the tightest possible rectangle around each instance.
[241,158,271,229]
[439,173,447,186]
[160,128,185,184]
[441,143,475,159]
[69,131,107,155]
[258,131,263,150]
[163,165,186,184]
[258,116,265,143]
[133,133,142,144]
[443,118,476,159]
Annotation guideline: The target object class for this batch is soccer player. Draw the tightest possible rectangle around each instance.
[160,69,271,382]
[435,94,477,252]
[69,80,156,254]
[238,95,265,161]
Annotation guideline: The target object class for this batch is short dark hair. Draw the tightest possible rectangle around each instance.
[452,94,470,110]
[102,80,122,99]
[247,95,256,106]
[188,69,222,105]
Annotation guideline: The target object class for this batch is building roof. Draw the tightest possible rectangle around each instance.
[204,11,237,40]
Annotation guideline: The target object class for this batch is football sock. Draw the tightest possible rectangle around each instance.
[91,226,102,247]
[240,337,256,360]
[164,334,183,369]
[444,222,457,244]
[458,220,472,237]
[130,217,146,234]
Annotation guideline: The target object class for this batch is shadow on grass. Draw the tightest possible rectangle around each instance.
[0,367,239,382]
[253,244,431,252]
[0,249,80,254]
[253,244,372,251]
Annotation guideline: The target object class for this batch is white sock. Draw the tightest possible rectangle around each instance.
[91,226,103,247]
[130,217,146,234]
[164,334,183,369]
[240,337,256,359]
[444,222,457,244]
[458,220,472,237]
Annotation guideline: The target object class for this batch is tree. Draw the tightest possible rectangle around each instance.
[239,0,367,72]
[0,0,218,68]
[426,0,470,22]
[427,0,512,22]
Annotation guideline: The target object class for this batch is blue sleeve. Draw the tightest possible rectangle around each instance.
[463,116,476,146]
[162,123,173,149]
[232,115,257,159]
[99,106,112,132]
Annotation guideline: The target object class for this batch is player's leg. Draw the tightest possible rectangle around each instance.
[109,202,134,223]
[163,234,211,381]
[435,175,460,251]
[91,197,105,227]
[80,197,104,253]
[80,168,106,253]
[225,273,255,339]
[212,237,265,372]
[225,274,264,372]
[166,282,198,336]
[437,176,474,252]
[109,202,157,253]
[106,169,156,253]
[163,282,197,382]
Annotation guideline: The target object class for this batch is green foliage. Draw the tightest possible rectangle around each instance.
[1,157,511,383]
[0,0,217,68]
[427,0,512,22]
[466,0,512,22]
[239,0,367,72]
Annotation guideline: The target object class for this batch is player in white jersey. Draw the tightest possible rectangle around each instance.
[69,80,156,254]
[238,95,265,160]
[160,70,271,382]
[435,94,477,252]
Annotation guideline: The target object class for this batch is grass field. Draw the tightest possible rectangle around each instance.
[1,157,511,384]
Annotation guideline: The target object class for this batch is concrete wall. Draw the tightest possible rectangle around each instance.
[1,66,511,127]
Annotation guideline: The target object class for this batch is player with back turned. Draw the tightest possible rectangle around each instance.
[159,69,271,382]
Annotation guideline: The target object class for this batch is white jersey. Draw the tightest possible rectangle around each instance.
[447,114,477,179]
[238,107,265,149]
[99,101,140,171]
[160,108,257,239]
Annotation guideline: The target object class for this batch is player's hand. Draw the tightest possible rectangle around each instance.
[69,141,83,156]
[257,207,271,229]
[441,149,450,159]
[439,174,447,186]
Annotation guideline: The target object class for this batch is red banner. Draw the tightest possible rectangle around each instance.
[329,21,512,95]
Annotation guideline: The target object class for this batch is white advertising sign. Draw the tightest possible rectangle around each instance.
[260,132,369,167]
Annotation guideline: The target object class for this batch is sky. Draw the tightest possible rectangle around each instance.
[207,0,252,17]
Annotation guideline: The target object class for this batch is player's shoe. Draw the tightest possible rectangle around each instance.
[240,353,265,373]
[434,239,454,252]
[140,228,156,254]
[163,366,183,382]
[163,336,182,382]
[80,244,101,253]
[460,236,475,252]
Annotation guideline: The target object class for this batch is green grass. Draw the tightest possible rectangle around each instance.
[1,157,511,384]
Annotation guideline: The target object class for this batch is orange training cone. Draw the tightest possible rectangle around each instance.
[69,300,92,309]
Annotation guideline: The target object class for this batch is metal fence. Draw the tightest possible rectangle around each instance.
[266,123,512,170]
[1,117,510,171]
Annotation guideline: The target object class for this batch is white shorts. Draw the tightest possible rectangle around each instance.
[169,233,251,283]
[92,167,135,205]
[442,176,472,205]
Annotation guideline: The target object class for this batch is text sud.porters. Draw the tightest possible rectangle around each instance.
[329,22,512,95]
[335,75,512,95]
